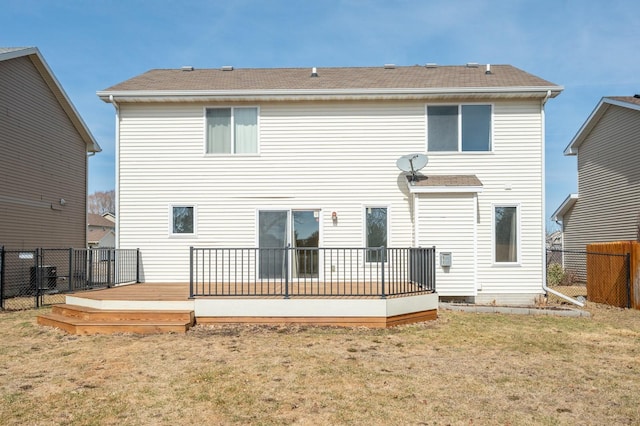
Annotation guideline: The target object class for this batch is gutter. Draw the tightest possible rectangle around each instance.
[98,86,563,102]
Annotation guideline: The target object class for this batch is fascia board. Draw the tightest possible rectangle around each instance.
[563,98,609,156]
[551,193,578,221]
[17,48,102,152]
[562,96,640,156]
[0,47,39,61]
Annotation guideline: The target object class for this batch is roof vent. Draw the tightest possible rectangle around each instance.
[425,63,438,68]
[384,64,396,69]
[485,64,492,75]
[221,65,234,71]
[181,66,194,71]
[311,67,318,77]
[466,62,479,68]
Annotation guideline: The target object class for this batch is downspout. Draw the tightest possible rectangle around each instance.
[109,95,120,250]
[86,151,96,248]
[540,90,584,307]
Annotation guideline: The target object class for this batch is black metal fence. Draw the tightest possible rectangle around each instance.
[0,247,140,310]
[190,246,436,298]
[546,248,631,307]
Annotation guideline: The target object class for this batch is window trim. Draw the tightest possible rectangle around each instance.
[363,205,390,263]
[492,203,521,266]
[169,204,197,237]
[425,103,494,153]
[204,106,260,156]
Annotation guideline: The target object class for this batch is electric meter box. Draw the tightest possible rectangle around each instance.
[439,252,452,267]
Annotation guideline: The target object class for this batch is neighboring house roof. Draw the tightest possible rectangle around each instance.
[87,228,115,245]
[88,213,115,228]
[564,95,640,155]
[552,193,578,222]
[98,64,562,102]
[0,47,101,152]
[546,230,562,249]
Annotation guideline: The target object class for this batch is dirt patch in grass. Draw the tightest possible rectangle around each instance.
[2,303,640,425]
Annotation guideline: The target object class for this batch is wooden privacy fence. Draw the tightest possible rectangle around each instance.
[587,241,640,309]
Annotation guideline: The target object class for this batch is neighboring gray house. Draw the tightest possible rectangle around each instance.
[553,96,640,252]
[0,47,101,249]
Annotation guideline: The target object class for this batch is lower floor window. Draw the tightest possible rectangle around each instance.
[366,207,388,262]
[494,205,518,263]
[171,206,194,235]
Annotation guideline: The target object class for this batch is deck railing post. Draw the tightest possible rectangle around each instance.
[431,246,436,292]
[106,249,112,288]
[88,249,94,289]
[284,245,290,299]
[0,246,5,310]
[68,248,74,292]
[34,248,41,308]
[135,249,141,283]
[189,247,194,299]
[380,247,386,299]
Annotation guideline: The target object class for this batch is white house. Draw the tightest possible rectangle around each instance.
[98,64,562,306]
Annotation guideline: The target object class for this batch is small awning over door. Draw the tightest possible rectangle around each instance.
[406,175,483,193]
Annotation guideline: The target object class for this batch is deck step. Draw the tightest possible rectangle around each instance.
[37,304,194,335]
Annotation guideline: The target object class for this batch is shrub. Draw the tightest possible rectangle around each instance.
[547,263,566,286]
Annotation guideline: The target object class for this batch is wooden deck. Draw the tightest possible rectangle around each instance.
[37,282,438,334]
[72,283,191,301]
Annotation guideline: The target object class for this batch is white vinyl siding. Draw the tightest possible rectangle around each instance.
[117,99,545,300]
[118,102,421,281]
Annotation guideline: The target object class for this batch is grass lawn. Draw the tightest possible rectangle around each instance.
[1,303,639,425]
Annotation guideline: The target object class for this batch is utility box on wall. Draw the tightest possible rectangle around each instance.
[440,252,452,268]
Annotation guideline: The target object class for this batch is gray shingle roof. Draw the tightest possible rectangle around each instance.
[102,64,560,93]
[607,96,640,107]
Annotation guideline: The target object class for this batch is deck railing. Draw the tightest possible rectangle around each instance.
[190,246,436,298]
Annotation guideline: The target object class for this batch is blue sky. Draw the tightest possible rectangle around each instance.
[3,0,640,226]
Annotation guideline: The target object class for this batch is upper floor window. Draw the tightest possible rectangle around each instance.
[427,104,492,152]
[206,107,258,154]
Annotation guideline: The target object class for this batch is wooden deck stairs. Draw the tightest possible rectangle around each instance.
[37,304,195,335]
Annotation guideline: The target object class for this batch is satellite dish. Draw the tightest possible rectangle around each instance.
[396,153,428,182]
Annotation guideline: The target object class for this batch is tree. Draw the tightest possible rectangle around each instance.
[88,190,115,215]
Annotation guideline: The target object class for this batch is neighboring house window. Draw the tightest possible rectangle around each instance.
[206,107,258,154]
[427,104,492,152]
[365,207,388,262]
[494,205,518,263]
[171,205,195,235]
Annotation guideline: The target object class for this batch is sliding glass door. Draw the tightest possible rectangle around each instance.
[258,210,319,279]
[292,210,319,279]
[258,211,288,279]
